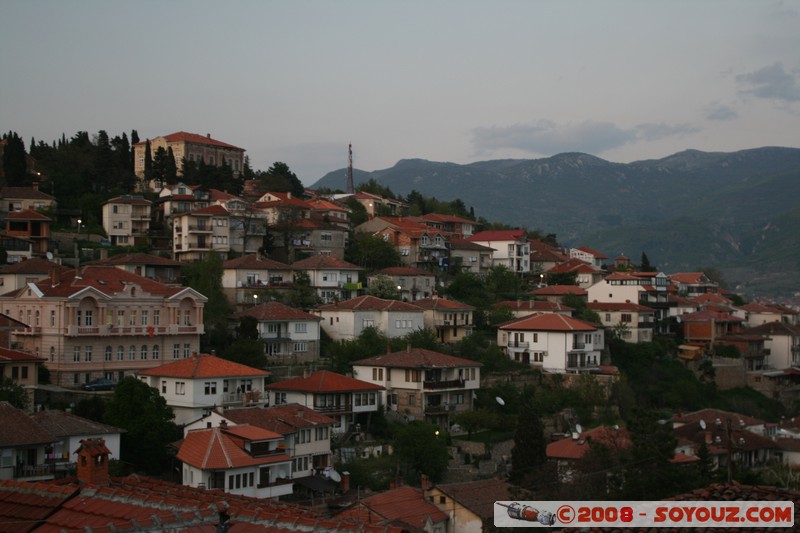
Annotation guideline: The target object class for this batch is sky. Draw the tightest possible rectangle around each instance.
[2,1,799,186]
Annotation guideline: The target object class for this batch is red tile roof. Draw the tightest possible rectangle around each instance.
[6,209,50,221]
[435,478,513,520]
[466,229,526,242]
[221,404,334,435]
[531,285,587,296]
[138,353,270,379]
[419,213,475,225]
[32,410,125,438]
[738,302,783,313]
[499,312,598,332]
[223,253,291,270]
[0,186,55,200]
[671,408,765,428]
[354,347,481,369]
[21,266,193,299]
[104,196,151,205]
[0,480,78,533]
[178,425,288,470]
[493,300,574,313]
[234,301,321,322]
[0,258,71,275]
[413,296,475,311]
[679,309,743,323]
[0,346,45,363]
[587,301,655,312]
[546,257,601,274]
[547,426,631,460]
[448,238,495,251]
[337,486,447,530]
[144,131,244,150]
[744,320,800,336]
[316,295,422,312]
[291,255,361,270]
[188,204,229,216]
[574,245,607,259]
[266,370,383,393]
[87,252,183,267]
[668,272,710,284]
[690,292,732,305]
[0,402,55,447]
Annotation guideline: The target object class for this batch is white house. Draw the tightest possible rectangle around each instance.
[466,229,529,274]
[32,409,124,466]
[233,301,322,363]
[497,313,604,373]
[743,321,800,370]
[587,301,655,343]
[291,255,363,304]
[314,295,424,341]
[137,353,271,425]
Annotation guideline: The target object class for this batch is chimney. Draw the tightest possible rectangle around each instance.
[75,438,111,486]
[206,133,211,138]
[705,431,712,445]
[219,419,228,429]
[341,471,350,493]
[420,473,429,492]
[50,266,61,287]
[406,343,411,353]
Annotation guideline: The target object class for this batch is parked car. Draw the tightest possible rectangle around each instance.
[82,378,117,391]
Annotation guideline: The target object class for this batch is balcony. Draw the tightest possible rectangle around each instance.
[423,379,465,390]
[507,341,530,349]
[65,325,201,337]
[424,404,455,415]
[14,463,55,480]
[188,225,212,233]
[313,405,351,415]
[15,326,41,336]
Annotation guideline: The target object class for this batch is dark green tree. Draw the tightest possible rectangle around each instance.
[366,274,401,300]
[260,162,304,196]
[223,338,267,369]
[640,252,656,272]
[619,410,680,499]
[510,398,547,484]
[2,132,28,185]
[182,253,232,353]
[103,377,179,474]
[347,234,402,271]
[345,197,369,226]
[143,140,153,181]
[0,376,29,409]
[283,270,320,310]
[443,271,492,308]
[485,265,526,301]
[394,421,450,482]
[236,316,259,340]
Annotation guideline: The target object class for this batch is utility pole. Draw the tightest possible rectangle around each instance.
[346,144,354,194]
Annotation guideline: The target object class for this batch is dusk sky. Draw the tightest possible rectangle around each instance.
[2,1,799,185]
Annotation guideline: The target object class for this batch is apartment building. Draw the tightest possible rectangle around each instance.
[102,195,152,247]
[133,132,245,184]
[173,204,230,262]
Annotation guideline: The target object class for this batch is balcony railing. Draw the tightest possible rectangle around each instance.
[14,463,55,479]
[16,326,41,336]
[65,325,202,337]
[423,379,465,390]
[507,341,530,349]
[257,477,293,489]
[313,405,351,415]
[424,404,456,415]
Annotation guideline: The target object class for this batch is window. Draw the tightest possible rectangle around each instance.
[605,313,612,322]
[117,346,124,360]
[621,313,632,323]
[183,309,192,326]
[104,346,112,361]
[35,310,40,326]
[161,381,167,393]
[295,322,307,333]
[129,345,136,360]
[117,310,125,326]
[293,342,308,352]
[373,368,383,381]
[140,345,147,360]
[175,382,185,395]
[73,346,81,362]
[50,310,56,327]
[173,344,180,359]
[205,382,217,395]
[408,394,416,406]
[275,392,286,405]
[152,345,159,359]
[129,310,137,326]
[50,347,55,362]
[363,319,374,328]
[153,310,160,326]
[141,310,148,326]
[183,344,191,358]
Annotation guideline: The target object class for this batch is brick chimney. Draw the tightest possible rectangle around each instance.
[75,438,111,485]
[341,470,350,493]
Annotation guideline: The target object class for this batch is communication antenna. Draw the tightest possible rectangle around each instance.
[346,143,355,194]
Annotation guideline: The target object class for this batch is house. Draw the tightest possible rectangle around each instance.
[466,229,529,274]
[155,182,210,222]
[186,403,335,483]
[221,253,293,308]
[101,195,152,247]
[0,441,403,532]
[0,232,34,263]
[587,301,656,343]
[371,218,450,270]
[587,271,672,331]
[492,299,574,319]
[137,353,271,426]
[232,301,322,362]
[0,186,56,219]
[292,255,363,304]
[308,197,351,230]
[31,409,124,465]
[679,309,745,349]
[425,477,513,533]
[569,246,608,269]
[86,252,184,286]
[529,240,569,276]
[350,191,407,217]
[546,426,631,482]
[0,266,207,388]
[414,296,476,344]
[265,370,384,433]
[669,272,720,297]
[0,346,44,390]
[5,209,51,257]
[448,238,494,275]
[742,321,800,370]
[172,204,230,262]
[314,295,424,341]
[178,421,294,498]
[369,266,436,301]
[739,302,789,328]
[133,132,245,184]
[210,188,267,255]
[0,401,57,481]
[545,258,604,288]
[335,485,448,532]
[352,347,481,428]
[418,213,476,239]
[531,284,587,304]
[497,313,604,373]
[715,332,769,371]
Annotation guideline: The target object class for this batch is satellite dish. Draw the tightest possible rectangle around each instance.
[575,424,583,435]
[329,470,342,483]
[699,419,707,430]
[495,396,505,406]
[46,251,54,260]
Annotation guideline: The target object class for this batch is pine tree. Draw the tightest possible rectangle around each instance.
[143,140,152,181]
[510,399,547,484]
[2,131,28,185]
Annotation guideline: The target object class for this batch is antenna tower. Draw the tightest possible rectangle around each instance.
[347,143,355,194]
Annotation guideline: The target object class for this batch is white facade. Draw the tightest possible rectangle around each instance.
[317,307,424,341]
[498,326,604,373]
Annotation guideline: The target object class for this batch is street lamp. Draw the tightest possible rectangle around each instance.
[253,293,259,306]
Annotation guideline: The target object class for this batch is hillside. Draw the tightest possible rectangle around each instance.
[312,147,800,296]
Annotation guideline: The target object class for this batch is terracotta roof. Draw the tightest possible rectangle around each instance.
[679,309,743,323]
[375,266,435,277]
[337,486,447,530]
[435,478,512,520]
[139,131,244,150]
[743,321,800,337]
[138,353,270,379]
[0,480,78,533]
[673,422,776,454]
[309,198,349,212]
[547,426,631,460]
[668,272,711,284]
[691,292,733,305]
[234,301,321,321]
[0,186,55,200]
[419,213,475,225]
[209,188,243,202]
[0,258,71,275]
[531,285,587,296]
[103,195,151,205]
[0,346,45,363]
[466,229,526,242]
[413,296,475,311]
[178,425,288,470]
[266,370,383,393]
[739,302,783,313]
[499,312,598,332]
[86,252,183,267]
[6,209,50,221]
[316,295,422,312]
[188,204,229,216]
[775,437,800,452]
[354,347,482,369]
[223,253,291,270]
[291,255,361,270]
[546,258,601,274]
[494,300,574,313]
[19,266,194,299]
[672,408,765,428]
[32,410,125,438]
[448,238,495,251]
[221,404,334,435]
[0,402,55,447]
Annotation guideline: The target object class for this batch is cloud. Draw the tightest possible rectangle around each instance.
[736,62,800,102]
[705,104,738,121]
[471,120,697,156]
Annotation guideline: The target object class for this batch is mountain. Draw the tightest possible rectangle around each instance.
[311,147,800,296]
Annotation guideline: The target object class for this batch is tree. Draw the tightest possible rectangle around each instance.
[0,377,29,409]
[393,421,450,482]
[182,253,232,353]
[345,197,369,226]
[143,140,152,182]
[485,265,526,301]
[510,398,547,484]
[2,132,28,185]
[223,338,267,369]
[259,162,304,196]
[104,377,179,474]
[347,234,401,272]
[367,274,401,300]
[640,252,656,272]
[283,270,320,310]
